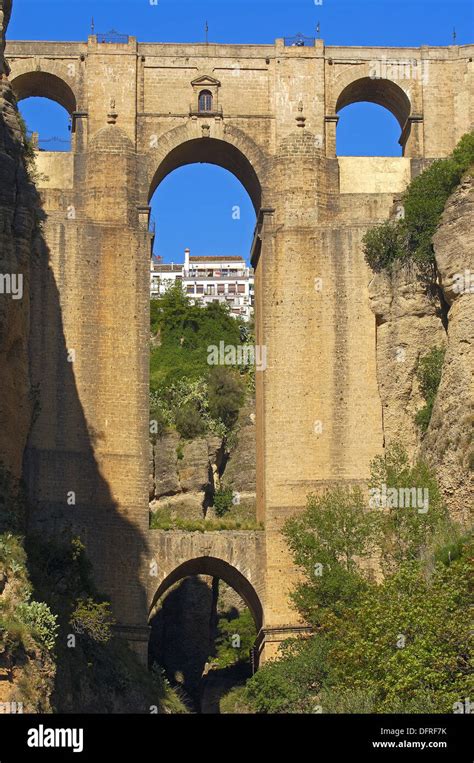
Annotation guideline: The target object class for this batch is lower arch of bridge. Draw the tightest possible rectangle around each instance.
[11,70,77,114]
[148,136,262,214]
[150,557,264,633]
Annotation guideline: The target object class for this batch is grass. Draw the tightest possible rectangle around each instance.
[150,513,263,532]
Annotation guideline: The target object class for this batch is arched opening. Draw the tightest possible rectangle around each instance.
[17,97,71,152]
[149,558,263,713]
[148,137,262,213]
[335,76,411,156]
[148,139,262,711]
[12,72,76,152]
[198,89,213,113]
[148,138,259,531]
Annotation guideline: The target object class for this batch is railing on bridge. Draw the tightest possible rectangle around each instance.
[27,131,71,151]
[96,29,130,44]
[284,32,316,47]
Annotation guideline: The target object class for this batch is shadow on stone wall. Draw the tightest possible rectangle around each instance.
[0,82,152,709]
[22,179,152,679]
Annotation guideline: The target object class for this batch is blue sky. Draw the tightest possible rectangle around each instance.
[11,0,473,262]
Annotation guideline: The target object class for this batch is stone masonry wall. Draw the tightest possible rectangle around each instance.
[4,35,472,660]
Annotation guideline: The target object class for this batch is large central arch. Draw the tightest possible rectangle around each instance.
[147,129,266,214]
[149,556,264,632]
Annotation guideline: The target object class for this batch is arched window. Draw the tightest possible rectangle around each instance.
[198,90,213,113]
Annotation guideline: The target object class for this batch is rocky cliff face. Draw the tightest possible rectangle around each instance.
[369,175,473,523]
[421,175,473,524]
[368,266,446,458]
[0,0,33,480]
[150,400,257,521]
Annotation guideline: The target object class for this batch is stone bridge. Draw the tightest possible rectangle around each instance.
[5,35,472,661]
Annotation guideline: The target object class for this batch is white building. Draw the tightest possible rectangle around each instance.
[150,248,254,322]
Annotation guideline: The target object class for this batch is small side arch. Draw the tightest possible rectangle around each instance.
[11,71,77,114]
[149,556,264,632]
[335,76,411,130]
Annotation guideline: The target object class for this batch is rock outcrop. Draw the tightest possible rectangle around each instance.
[368,175,473,522]
[421,175,473,524]
[368,265,446,458]
[149,399,257,520]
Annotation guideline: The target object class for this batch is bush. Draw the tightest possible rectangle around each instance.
[246,636,332,713]
[16,600,58,652]
[213,485,234,517]
[149,406,169,441]
[369,443,447,568]
[175,401,206,439]
[70,597,115,644]
[363,220,407,272]
[363,132,474,273]
[283,486,380,626]
[214,608,257,668]
[415,347,446,433]
[208,366,245,429]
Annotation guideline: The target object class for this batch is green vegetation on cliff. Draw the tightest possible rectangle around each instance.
[0,463,186,713]
[415,346,446,433]
[26,534,187,713]
[224,445,471,714]
[363,132,474,273]
[0,466,57,711]
[150,284,251,440]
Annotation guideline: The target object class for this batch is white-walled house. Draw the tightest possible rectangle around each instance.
[150,248,254,321]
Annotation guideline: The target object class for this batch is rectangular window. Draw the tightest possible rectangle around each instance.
[186,285,194,294]
[238,284,245,294]
[217,284,225,294]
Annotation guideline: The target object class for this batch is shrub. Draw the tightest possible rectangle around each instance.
[214,608,257,668]
[363,220,407,272]
[149,406,169,441]
[175,401,206,439]
[241,447,468,714]
[213,485,234,517]
[208,366,245,430]
[16,600,58,652]
[70,597,115,644]
[363,132,474,273]
[246,636,332,714]
[415,347,446,433]
[369,443,447,568]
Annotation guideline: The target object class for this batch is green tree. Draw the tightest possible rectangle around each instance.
[283,486,379,626]
[208,366,245,430]
[414,347,446,433]
[242,448,469,714]
[369,444,447,568]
